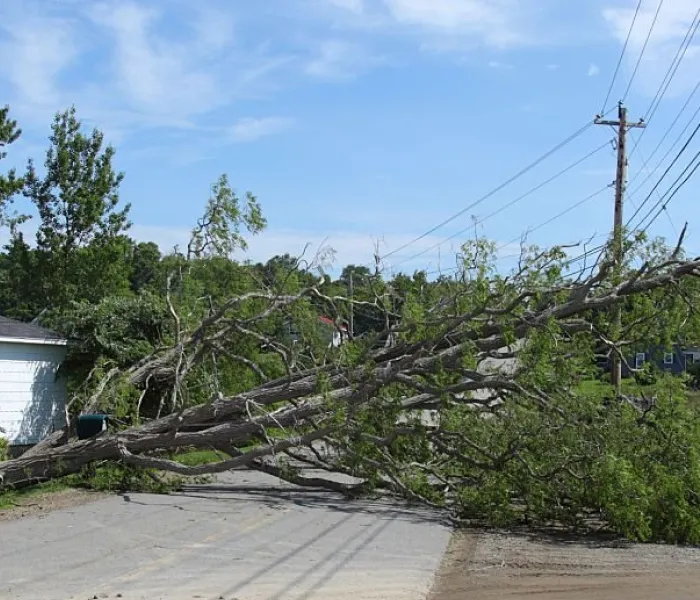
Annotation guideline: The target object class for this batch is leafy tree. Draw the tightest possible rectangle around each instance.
[130,241,162,293]
[23,106,131,310]
[0,233,39,319]
[187,174,266,260]
[0,105,26,232]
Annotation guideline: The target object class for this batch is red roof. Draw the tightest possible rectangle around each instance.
[319,316,348,330]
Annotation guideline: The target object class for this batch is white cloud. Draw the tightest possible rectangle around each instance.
[322,0,542,48]
[305,40,382,79]
[487,60,513,69]
[588,62,600,76]
[229,117,295,142]
[0,1,293,139]
[87,2,230,124]
[0,12,79,123]
[383,0,524,47]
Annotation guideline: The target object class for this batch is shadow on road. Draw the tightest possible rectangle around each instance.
[168,481,450,526]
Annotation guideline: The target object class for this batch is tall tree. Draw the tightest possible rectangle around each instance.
[24,106,131,309]
[0,105,25,232]
[187,174,266,260]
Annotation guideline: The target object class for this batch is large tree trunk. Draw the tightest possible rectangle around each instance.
[1,249,699,496]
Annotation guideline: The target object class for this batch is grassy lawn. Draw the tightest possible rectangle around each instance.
[577,377,700,409]
[0,479,71,511]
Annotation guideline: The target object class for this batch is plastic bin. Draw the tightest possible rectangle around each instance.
[76,414,109,440]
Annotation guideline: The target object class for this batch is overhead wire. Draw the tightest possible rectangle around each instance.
[493,186,612,255]
[627,77,700,192]
[623,0,666,101]
[601,0,644,114]
[644,8,700,125]
[378,109,616,264]
[625,121,700,228]
[385,139,613,271]
[629,134,678,235]
[634,149,700,234]
[630,7,700,156]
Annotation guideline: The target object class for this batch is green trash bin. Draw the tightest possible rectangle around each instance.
[76,414,109,440]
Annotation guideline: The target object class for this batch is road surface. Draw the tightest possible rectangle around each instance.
[0,471,451,600]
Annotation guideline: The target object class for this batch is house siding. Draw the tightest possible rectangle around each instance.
[621,345,700,377]
[0,341,68,445]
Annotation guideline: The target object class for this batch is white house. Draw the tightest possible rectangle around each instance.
[0,316,68,447]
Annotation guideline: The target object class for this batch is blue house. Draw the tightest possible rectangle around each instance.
[622,344,700,377]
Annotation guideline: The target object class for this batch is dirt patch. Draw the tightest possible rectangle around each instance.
[429,529,700,600]
[0,488,106,523]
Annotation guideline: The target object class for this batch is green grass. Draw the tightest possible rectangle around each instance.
[170,448,229,466]
[577,377,700,411]
[576,378,654,397]
[0,479,70,511]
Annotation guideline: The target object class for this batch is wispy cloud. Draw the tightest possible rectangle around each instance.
[383,0,527,47]
[305,40,382,79]
[488,60,514,69]
[87,1,233,125]
[0,9,79,124]
[229,117,295,142]
[588,62,600,76]
[322,0,561,50]
[0,1,292,140]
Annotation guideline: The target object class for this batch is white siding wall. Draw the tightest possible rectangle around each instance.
[0,341,67,445]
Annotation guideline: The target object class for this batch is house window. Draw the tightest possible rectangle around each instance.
[685,353,697,365]
[635,353,646,369]
[664,352,674,365]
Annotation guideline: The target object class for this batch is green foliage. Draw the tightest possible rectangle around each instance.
[69,463,174,494]
[0,105,26,230]
[24,106,131,309]
[0,436,8,462]
[187,173,266,259]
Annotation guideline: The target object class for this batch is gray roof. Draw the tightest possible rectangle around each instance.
[0,316,65,341]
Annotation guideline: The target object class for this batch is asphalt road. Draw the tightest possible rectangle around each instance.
[0,471,451,600]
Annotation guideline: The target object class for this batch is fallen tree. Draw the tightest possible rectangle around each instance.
[3,234,700,542]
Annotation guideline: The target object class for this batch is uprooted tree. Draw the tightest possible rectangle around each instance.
[2,224,700,543]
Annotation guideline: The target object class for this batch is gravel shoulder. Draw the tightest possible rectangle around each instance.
[429,529,700,600]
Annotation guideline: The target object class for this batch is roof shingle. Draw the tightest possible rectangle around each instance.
[0,316,65,341]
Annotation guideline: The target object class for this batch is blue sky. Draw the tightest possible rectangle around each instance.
[1,0,699,276]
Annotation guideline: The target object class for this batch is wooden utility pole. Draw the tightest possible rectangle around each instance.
[595,102,645,394]
[349,271,354,339]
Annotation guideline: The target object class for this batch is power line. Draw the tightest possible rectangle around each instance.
[626,121,700,228]
[494,186,611,254]
[602,0,644,114]
[387,140,612,271]
[623,0,666,101]
[378,113,614,263]
[644,8,700,124]
[635,149,700,234]
[627,77,700,191]
[630,135,678,235]
[630,7,700,155]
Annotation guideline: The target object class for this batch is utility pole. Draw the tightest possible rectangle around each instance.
[595,102,645,394]
[349,271,354,339]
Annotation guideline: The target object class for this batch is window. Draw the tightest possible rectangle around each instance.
[664,352,674,365]
[685,353,697,365]
[635,353,646,369]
